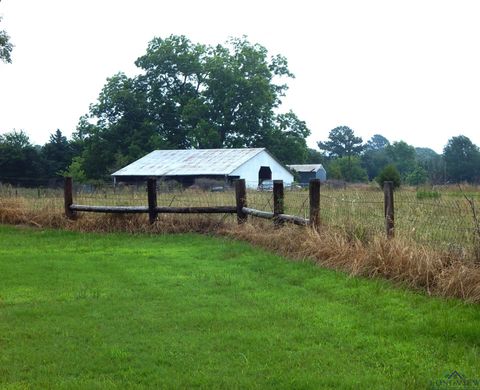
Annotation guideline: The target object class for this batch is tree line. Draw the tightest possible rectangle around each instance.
[1,35,479,186]
[313,126,480,186]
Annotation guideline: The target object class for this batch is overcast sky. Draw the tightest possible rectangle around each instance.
[1,0,479,153]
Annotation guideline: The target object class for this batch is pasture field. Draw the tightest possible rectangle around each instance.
[0,225,479,389]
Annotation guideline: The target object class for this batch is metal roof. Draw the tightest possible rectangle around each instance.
[287,164,325,173]
[112,148,266,176]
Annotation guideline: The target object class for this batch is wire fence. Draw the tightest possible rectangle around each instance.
[1,178,479,254]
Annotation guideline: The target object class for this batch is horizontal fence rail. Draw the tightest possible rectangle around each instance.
[64,177,320,228]
[4,177,477,251]
[241,207,309,226]
[70,205,237,214]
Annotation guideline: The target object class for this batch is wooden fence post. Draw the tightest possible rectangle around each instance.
[384,181,394,238]
[235,179,248,224]
[273,180,284,226]
[64,177,76,220]
[147,178,158,224]
[309,179,320,230]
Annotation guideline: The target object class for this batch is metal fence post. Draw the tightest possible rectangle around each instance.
[235,179,248,224]
[147,178,158,224]
[384,181,394,238]
[309,179,320,230]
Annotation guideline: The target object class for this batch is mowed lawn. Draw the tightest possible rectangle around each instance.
[0,225,479,389]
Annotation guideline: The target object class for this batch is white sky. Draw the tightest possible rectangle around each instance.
[1,0,480,153]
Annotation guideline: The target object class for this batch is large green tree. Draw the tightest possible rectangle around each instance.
[41,130,74,177]
[415,147,444,184]
[317,126,364,159]
[384,141,417,178]
[361,134,390,180]
[0,130,44,183]
[76,35,309,179]
[443,135,480,183]
[318,126,364,182]
[327,156,368,182]
[0,17,13,63]
[364,134,389,151]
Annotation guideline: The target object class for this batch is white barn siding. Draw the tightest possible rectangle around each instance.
[231,150,293,188]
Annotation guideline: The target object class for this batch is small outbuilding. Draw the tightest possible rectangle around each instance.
[112,148,294,189]
[287,164,327,185]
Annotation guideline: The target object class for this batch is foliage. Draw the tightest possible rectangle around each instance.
[0,17,13,64]
[415,147,445,184]
[405,164,428,186]
[416,189,441,200]
[376,164,401,189]
[443,135,480,183]
[305,148,326,164]
[317,126,364,159]
[361,149,390,181]
[384,141,416,178]
[364,134,390,151]
[327,156,368,182]
[1,225,480,388]
[0,130,44,182]
[42,130,74,177]
[75,35,310,178]
[62,156,87,183]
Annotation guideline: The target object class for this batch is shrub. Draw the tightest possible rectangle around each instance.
[376,165,401,189]
[416,189,441,200]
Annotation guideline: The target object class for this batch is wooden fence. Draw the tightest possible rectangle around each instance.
[64,177,395,236]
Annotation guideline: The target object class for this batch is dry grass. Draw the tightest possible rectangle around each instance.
[1,198,479,304]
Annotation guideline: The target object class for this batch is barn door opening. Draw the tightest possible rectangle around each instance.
[258,166,272,185]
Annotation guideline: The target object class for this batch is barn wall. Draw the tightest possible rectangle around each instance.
[316,167,327,182]
[230,151,293,188]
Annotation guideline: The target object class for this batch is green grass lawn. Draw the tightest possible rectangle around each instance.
[0,225,479,389]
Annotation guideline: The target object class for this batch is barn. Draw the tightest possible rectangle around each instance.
[287,164,327,185]
[112,148,294,189]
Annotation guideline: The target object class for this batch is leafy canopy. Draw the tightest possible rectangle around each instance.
[376,164,401,189]
[443,135,480,183]
[76,35,310,178]
[0,17,13,64]
[317,126,364,159]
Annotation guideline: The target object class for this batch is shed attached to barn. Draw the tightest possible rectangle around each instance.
[287,164,327,185]
[112,148,294,189]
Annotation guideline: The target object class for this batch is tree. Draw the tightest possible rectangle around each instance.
[77,35,310,179]
[318,126,364,182]
[361,134,390,180]
[258,111,310,164]
[317,126,364,159]
[384,141,416,178]
[42,130,74,177]
[0,17,13,63]
[443,135,480,183]
[305,148,326,164]
[405,165,428,186]
[376,164,401,189]
[327,156,368,182]
[0,130,44,183]
[415,147,444,184]
[62,156,87,183]
[365,134,390,151]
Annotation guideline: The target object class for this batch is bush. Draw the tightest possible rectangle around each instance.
[376,165,401,189]
[416,190,441,200]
